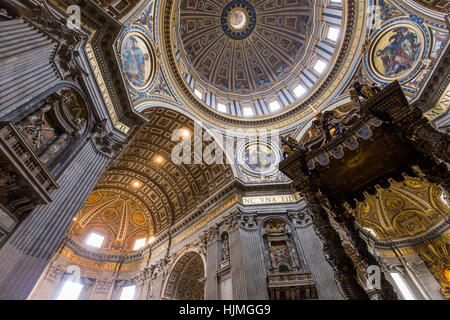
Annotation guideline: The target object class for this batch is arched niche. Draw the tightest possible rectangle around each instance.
[6,84,92,175]
[218,231,230,268]
[259,216,317,300]
[260,217,304,273]
[0,83,93,217]
[162,251,205,300]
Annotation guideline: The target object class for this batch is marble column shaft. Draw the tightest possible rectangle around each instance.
[293,224,343,299]
[205,240,219,299]
[0,18,59,118]
[229,226,268,300]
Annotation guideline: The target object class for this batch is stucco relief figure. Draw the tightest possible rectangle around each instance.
[16,102,55,151]
[375,27,421,77]
[271,244,291,268]
[0,8,12,19]
[61,90,87,133]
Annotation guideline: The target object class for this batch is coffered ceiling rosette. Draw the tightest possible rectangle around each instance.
[159,0,367,129]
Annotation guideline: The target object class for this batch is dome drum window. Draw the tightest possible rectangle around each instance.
[174,0,347,121]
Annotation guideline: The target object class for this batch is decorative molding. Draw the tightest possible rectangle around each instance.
[159,0,362,128]
[287,208,312,228]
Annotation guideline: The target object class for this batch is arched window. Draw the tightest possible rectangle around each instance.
[85,232,104,248]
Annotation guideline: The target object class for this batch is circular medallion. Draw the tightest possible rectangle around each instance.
[87,192,101,203]
[133,211,147,225]
[385,197,404,210]
[121,31,156,90]
[221,0,256,40]
[238,140,280,177]
[101,208,118,222]
[369,23,424,81]
[404,179,425,189]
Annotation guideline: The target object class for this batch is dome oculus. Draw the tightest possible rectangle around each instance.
[221,0,256,40]
[229,8,247,31]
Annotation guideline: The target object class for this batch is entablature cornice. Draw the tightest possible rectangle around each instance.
[41,0,146,136]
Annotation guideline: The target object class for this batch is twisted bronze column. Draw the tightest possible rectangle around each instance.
[332,203,398,300]
[393,108,449,163]
[296,176,369,300]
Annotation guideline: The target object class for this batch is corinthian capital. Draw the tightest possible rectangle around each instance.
[287,208,312,228]
[225,209,258,231]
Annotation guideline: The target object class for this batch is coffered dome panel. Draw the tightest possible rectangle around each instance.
[165,0,355,124]
[69,190,153,253]
[179,0,311,93]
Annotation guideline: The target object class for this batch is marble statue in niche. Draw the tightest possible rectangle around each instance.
[221,233,230,261]
[220,232,230,268]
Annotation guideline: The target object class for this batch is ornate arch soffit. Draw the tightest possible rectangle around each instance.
[401,0,449,19]
[91,107,235,235]
[158,0,367,130]
[134,100,240,177]
[161,251,205,300]
[168,248,207,279]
